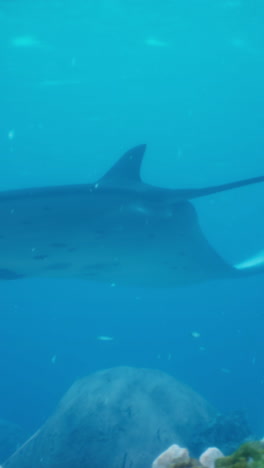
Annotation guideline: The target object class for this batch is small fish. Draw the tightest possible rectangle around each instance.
[191,331,201,338]
[11,35,41,48]
[97,335,114,342]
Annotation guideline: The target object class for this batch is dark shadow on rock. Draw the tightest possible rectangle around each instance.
[189,410,252,456]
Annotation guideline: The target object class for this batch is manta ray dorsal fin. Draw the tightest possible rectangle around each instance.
[99,144,147,185]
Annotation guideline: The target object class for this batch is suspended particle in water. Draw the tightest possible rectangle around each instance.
[145,38,168,47]
[191,331,200,338]
[8,129,15,140]
[51,354,57,364]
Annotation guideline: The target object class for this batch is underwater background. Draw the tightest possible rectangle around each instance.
[0,0,264,445]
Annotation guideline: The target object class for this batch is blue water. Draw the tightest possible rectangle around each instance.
[0,0,264,441]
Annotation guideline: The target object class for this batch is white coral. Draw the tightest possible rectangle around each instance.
[199,447,224,468]
[152,444,190,468]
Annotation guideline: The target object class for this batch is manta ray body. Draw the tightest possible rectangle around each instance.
[0,145,263,286]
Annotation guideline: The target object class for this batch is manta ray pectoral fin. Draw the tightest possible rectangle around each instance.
[99,144,147,185]
[234,250,264,277]
[182,175,264,278]
[182,175,264,199]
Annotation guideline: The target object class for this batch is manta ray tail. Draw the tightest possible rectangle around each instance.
[183,175,264,199]
[234,250,264,276]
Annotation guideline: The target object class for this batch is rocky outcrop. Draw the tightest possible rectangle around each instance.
[3,366,216,468]
[0,419,27,464]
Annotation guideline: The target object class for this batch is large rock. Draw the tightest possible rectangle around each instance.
[0,419,28,464]
[3,366,217,468]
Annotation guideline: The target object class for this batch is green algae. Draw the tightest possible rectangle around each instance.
[216,442,264,468]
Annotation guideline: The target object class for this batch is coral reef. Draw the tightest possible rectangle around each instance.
[152,441,264,468]
[152,444,224,468]
[216,442,264,468]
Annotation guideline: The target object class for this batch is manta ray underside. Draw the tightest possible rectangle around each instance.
[0,145,263,287]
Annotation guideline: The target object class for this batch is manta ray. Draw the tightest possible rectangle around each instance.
[0,145,263,286]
